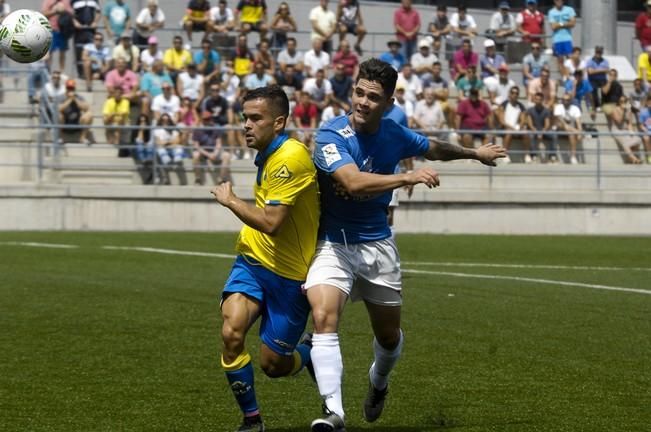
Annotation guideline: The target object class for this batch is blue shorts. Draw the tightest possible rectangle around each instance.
[51,31,69,52]
[222,255,310,356]
[553,40,573,57]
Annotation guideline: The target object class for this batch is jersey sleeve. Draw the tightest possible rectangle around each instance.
[395,122,429,159]
[264,156,315,206]
[313,128,355,174]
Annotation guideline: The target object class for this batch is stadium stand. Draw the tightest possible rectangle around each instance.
[0,0,650,233]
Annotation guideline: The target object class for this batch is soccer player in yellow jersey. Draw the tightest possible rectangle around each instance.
[211,85,319,432]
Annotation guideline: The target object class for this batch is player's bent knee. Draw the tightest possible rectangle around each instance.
[221,322,246,349]
[259,347,292,378]
[310,307,339,333]
[375,328,402,350]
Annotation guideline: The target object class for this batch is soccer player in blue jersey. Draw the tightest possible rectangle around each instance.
[211,85,320,432]
[305,58,506,431]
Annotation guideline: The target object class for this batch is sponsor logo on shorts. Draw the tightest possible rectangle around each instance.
[274,339,293,350]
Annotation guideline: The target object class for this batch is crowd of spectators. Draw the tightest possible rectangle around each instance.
[20,0,651,186]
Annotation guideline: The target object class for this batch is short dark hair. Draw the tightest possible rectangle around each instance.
[287,37,296,44]
[437,5,447,11]
[356,58,398,100]
[243,85,290,120]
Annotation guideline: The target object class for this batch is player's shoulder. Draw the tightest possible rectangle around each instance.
[272,137,315,167]
[318,115,355,141]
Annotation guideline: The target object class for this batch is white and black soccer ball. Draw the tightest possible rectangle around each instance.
[0,9,53,63]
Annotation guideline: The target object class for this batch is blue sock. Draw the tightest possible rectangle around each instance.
[223,354,259,416]
[291,343,311,375]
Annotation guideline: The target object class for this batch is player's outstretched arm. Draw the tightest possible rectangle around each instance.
[211,182,290,236]
[333,164,440,197]
[424,137,507,166]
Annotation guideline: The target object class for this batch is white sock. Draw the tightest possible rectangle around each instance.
[311,333,345,419]
[369,329,404,391]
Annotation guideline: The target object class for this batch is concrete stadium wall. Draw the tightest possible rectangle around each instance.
[2,185,650,235]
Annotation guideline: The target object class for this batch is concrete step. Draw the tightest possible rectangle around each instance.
[58,170,137,185]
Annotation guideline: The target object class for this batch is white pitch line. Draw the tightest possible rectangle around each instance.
[402,269,651,296]
[102,245,236,259]
[2,242,648,296]
[0,241,79,249]
[403,261,651,272]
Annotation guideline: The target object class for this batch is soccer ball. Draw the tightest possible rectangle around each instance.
[0,9,52,63]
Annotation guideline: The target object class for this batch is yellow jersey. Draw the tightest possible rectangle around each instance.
[237,0,266,24]
[638,52,651,81]
[163,48,192,71]
[236,135,319,281]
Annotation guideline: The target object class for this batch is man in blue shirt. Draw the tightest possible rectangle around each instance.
[548,0,576,71]
[565,69,595,120]
[194,38,221,76]
[378,40,406,71]
[585,45,610,111]
[305,58,505,431]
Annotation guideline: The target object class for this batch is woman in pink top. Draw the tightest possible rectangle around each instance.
[179,96,199,146]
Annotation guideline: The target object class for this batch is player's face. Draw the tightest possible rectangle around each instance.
[242,98,285,150]
[351,79,392,133]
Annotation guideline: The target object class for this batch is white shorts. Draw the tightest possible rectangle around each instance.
[389,189,399,207]
[304,238,402,306]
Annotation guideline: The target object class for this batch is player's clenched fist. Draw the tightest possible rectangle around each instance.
[211,182,235,206]
[405,167,440,189]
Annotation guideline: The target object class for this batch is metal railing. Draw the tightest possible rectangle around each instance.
[1,121,650,190]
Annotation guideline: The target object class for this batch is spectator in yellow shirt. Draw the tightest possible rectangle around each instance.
[103,87,131,145]
[236,0,268,39]
[637,46,651,82]
[183,0,211,42]
[163,35,193,84]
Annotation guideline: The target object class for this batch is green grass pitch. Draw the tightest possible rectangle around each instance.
[1,232,650,431]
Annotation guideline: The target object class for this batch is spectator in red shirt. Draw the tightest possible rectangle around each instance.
[393,0,420,62]
[293,91,318,149]
[332,39,359,78]
[635,1,651,51]
[516,0,545,44]
[452,38,479,82]
[456,88,494,148]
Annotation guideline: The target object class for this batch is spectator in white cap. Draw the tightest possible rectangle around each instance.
[140,35,163,73]
[480,39,505,79]
[489,1,516,53]
[411,38,438,86]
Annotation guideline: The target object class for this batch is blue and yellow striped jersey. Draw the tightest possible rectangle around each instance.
[236,135,319,281]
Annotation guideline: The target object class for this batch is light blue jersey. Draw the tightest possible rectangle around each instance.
[384,104,409,128]
[313,115,429,244]
[548,6,575,44]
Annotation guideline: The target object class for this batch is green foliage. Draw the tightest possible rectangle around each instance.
[0,232,649,431]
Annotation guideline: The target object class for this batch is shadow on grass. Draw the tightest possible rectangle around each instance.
[267,419,537,431]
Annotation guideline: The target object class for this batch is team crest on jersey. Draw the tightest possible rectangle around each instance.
[337,125,355,138]
[274,164,292,179]
[322,143,342,167]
